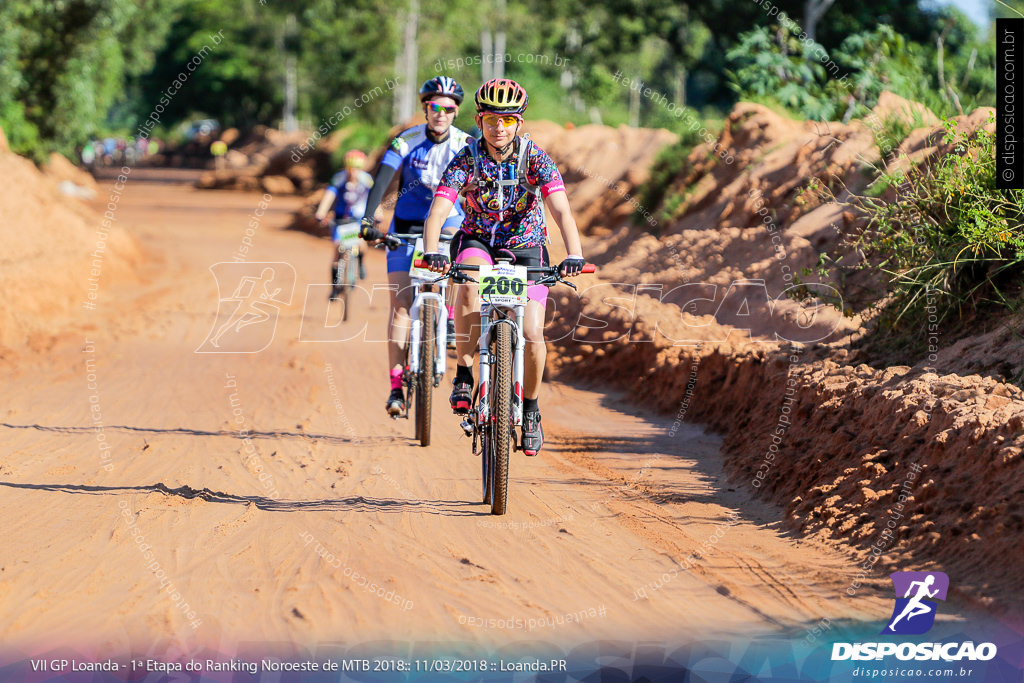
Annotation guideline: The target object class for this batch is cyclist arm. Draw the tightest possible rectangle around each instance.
[423,193,456,253]
[314,186,337,222]
[426,148,470,249]
[362,163,399,228]
[543,190,583,258]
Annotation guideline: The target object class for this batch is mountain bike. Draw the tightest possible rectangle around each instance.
[416,257,595,514]
[329,220,362,322]
[362,226,453,447]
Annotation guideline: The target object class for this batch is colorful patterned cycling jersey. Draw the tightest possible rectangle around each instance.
[380,124,470,222]
[435,137,565,249]
[325,169,373,220]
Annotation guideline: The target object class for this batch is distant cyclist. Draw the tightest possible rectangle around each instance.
[316,149,374,297]
[421,78,585,456]
[362,76,470,416]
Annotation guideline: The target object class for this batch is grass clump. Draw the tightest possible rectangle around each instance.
[853,112,1023,330]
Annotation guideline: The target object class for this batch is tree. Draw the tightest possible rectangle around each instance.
[0,0,182,158]
[132,0,401,132]
[804,0,837,42]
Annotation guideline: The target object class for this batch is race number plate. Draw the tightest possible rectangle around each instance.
[335,221,361,249]
[409,237,451,279]
[478,263,528,306]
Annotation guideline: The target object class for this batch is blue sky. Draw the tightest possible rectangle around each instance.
[940,0,991,27]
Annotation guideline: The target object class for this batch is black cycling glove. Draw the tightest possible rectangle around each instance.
[423,252,450,271]
[559,256,585,277]
[359,219,380,241]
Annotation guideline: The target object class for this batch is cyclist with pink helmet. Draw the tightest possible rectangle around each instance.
[316,149,374,294]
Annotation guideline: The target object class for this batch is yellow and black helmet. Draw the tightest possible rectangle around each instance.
[474,78,528,115]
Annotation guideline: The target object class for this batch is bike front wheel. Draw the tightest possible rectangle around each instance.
[481,419,492,505]
[415,299,436,447]
[489,322,513,515]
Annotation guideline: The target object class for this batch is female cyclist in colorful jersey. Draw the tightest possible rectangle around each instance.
[421,78,585,456]
[361,76,470,416]
[316,149,374,293]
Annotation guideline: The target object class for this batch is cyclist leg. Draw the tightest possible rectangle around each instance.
[385,225,416,414]
[450,233,491,412]
[523,298,547,400]
[515,245,550,455]
[441,217,461,348]
[387,269,414,368]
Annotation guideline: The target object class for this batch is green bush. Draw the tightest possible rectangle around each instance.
[726,18,995,123]
[0,100,44,163]
[853,113,1023,325]
[632,122,709,232]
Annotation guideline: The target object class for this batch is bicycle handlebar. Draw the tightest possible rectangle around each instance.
[413,260,595,275]
[359,225,453,251]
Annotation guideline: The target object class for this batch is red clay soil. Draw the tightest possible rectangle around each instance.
[0,136,141,353]
[542,96,1024,618]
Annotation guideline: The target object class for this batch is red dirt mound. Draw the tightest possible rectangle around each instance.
[524,121,677,239]
[543,97,1024,614]
[41,152,98,193]
[0,130,141,353]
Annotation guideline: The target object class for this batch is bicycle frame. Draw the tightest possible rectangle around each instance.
[416,257,594,439]
[333,220,362,255]
[336,243,359,279]
[367,230,455,389]
[406,272,448,383]
[475,294,526,434]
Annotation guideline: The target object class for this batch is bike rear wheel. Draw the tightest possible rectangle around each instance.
[415,299,436,447]
[489,322,513,515]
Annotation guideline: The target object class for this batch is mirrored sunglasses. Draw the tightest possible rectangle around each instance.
[426,102,457,115]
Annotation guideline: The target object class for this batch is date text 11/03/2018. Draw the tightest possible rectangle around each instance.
[412,659,568,673]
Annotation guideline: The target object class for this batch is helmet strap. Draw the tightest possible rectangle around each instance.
[496,138,515,158]
[426,127,450,144]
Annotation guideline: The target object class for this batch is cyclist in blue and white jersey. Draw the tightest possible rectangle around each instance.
[362,76,471,416]
[316,149,374,295]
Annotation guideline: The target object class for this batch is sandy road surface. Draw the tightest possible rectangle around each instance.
[0,170,893,659]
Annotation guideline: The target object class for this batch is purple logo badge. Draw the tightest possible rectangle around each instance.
[881,572,949,635]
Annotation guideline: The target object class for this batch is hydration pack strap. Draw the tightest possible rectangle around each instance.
[467,135,545,244]
[468,136,538,195]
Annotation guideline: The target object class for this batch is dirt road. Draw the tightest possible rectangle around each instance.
[0,170,892,659]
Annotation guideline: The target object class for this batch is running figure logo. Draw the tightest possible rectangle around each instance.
[881,571,949,635]
[197,263,295,353]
